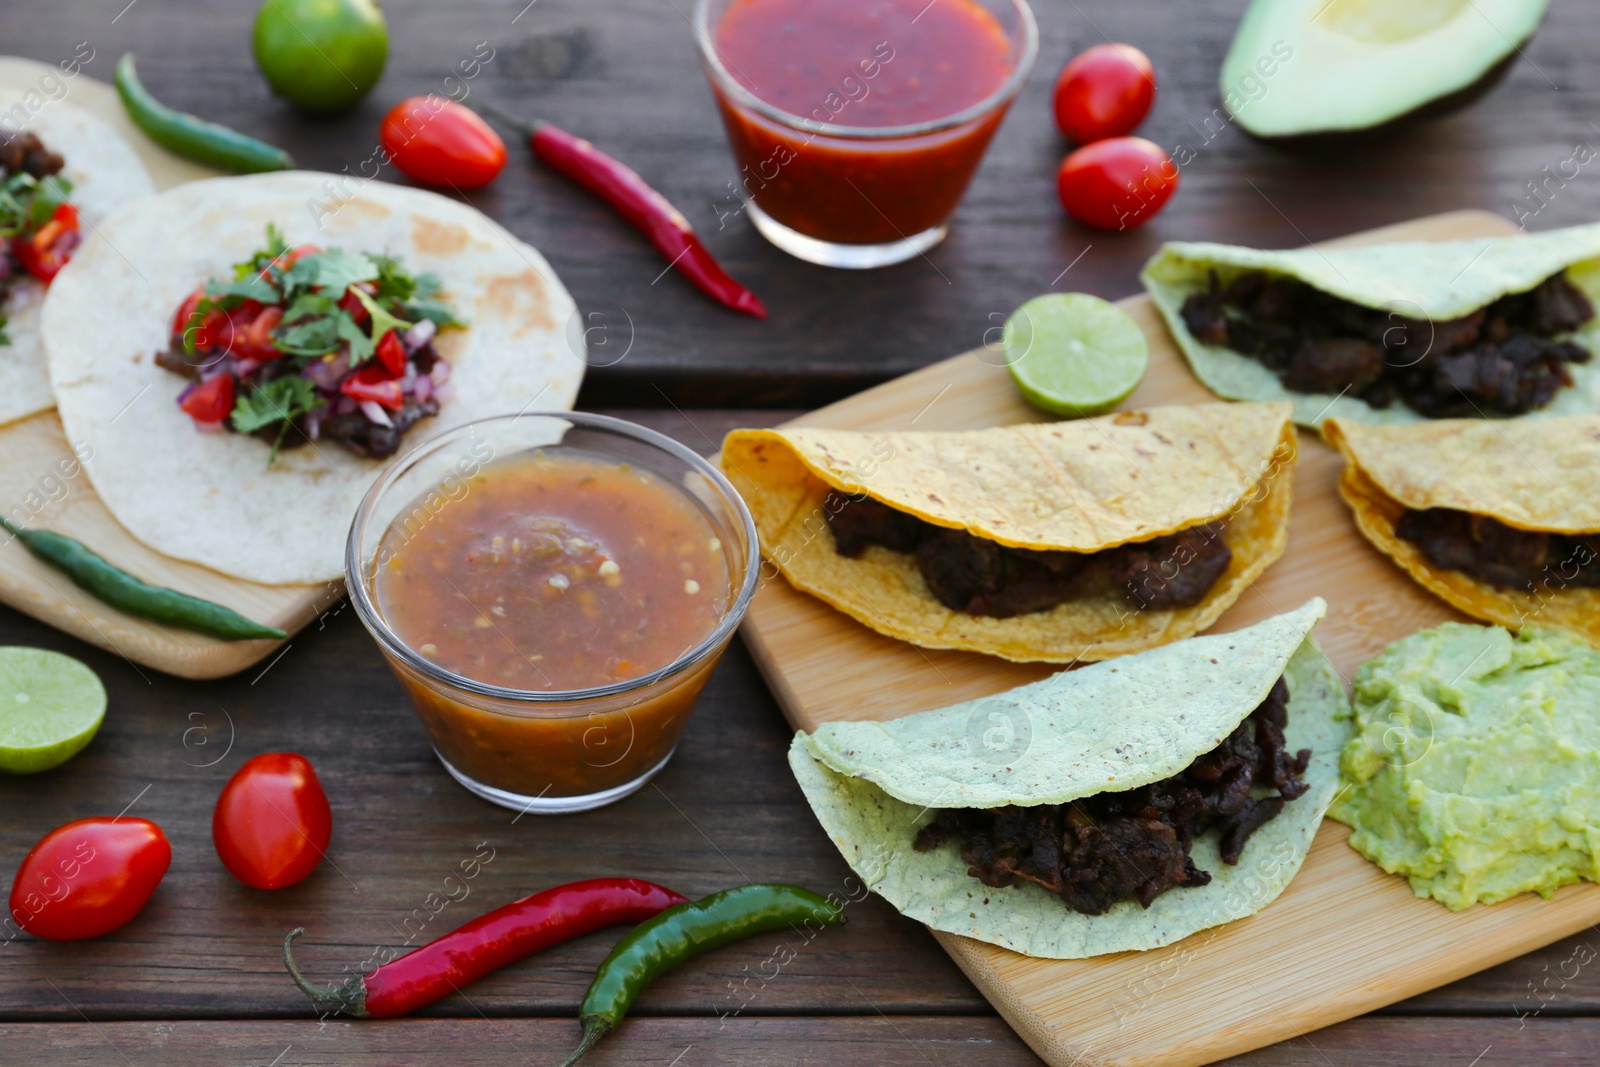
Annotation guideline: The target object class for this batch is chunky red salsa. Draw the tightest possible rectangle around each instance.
[374,450,731,692]
[709,0,1017,244]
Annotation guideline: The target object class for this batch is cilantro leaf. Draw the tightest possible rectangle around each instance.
[204,273,279,305]
[336,311,375,365]
[403,273,466,328]
[0,173,73,239]
[352,288,413,349]
[231,375,325,467]
[311,248,379,293]
[372,253,417,304]
[232,375,323,433]
[0,313,9,347]
[272,293,341,356]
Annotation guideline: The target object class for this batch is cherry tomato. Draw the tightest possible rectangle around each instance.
[213,752,332,891]
[180,374,236,423]
[373,328,406,377]
[337,284,371,326]
[9,818,171,940]
[12,202,82,284]
[341,364,404,409]
[1052,43,1156,144]
[234,305,285,362]
[1056,136,1178,231]
[380,96,506,190]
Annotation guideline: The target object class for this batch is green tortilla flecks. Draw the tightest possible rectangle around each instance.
[1140,223,1600,428]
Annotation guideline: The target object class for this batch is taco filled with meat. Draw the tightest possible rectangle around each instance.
[1141,224,1600,427]
[721,402,1297,663]
[789,599,1348,958]
[43,171,583,585]
[1324,414,1600,643]
[0,66,154,426]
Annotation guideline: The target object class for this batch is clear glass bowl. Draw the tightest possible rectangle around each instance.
[693,0,1038,268]
[346,412,759,814]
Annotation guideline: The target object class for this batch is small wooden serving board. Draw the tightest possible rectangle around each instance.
[0,59,326,678]
[738,209,1600,1067]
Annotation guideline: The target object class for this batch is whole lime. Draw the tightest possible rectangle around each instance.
[252,0,388,113]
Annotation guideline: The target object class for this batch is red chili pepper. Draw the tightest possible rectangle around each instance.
[373,329,406,377]
[473,101,764,319]
[13,202,82,284]
[180,374,236,423]
[283,878,688,1018]
[340,365,404,409]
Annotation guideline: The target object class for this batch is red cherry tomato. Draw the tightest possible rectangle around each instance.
[233,305,285,362]
[9,818,171,940]
[373,328,407,377]
[180,374,236,424]
[1052,43,1156,143]
[212,752,332,891]
[1056,136,1178,231]
[380,96,506,190]
[12,202,82,284]
[341,365,405,409]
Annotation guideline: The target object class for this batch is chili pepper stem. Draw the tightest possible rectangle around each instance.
[283,928,370,1017]
[557,1021,609,1067]
[468,99,546,138]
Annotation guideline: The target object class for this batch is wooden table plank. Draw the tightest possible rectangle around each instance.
[3,1015,1597,1066]
[4,0,1599,406]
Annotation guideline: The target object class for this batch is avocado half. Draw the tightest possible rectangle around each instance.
[1220,0,1550,138]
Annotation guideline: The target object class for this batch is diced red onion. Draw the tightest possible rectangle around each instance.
[413,376,433,403]
[434,380,456,404]
[430,359,451,385]
[402,319,436,351]
[360,400,393,427]
[303,355,348,391]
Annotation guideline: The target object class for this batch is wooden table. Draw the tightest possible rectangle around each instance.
[4,1,1600,1064]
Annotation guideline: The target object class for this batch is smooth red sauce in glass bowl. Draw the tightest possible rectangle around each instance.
[710,0,1017,244]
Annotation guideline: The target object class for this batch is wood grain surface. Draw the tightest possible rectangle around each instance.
[740,210,1600,1067]
[6,0,1600,408]
[3,0,1600,1064]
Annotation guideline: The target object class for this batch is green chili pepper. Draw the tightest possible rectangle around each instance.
[560,883,846,1066]
[114,54,295,174]
[0,518,286,641]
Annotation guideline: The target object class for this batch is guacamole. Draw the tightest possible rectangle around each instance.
[1331,623,1600,910]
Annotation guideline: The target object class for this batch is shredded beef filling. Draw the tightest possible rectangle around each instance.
[823,490,1232,617]
[1179,269,1594,417]
[1395,507,1600,591]
[0,129,67,307]
[912,677,1309,915]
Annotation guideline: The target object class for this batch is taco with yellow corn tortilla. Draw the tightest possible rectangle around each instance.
[1141,224,1600,428]
[790,599,1349,959]
[1325,414,1600,644]
[721,402,1297,663]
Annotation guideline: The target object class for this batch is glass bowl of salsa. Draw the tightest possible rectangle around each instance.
[346,412,759,814]
[694,0,1038,268]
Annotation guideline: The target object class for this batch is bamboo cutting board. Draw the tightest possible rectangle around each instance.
[0,58,324,678]
[738,209,1600,1067]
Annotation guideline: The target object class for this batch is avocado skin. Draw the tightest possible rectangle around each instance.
[1243,41,1525,147]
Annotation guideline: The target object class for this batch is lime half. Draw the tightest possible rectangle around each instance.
[0,648,107,774]
[1004,293,1149,417]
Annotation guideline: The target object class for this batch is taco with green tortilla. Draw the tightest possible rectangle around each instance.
[790,599,1350,958]
[722,402,1297,663]
[1141,223,1600,427]
[1324,414,1600,645]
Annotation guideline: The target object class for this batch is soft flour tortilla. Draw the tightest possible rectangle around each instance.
[1325,415,1600,643]
[44,172,584,585]
[1141,224,1600,427]
[722,403,1297,663]
[0,62,154,427]
[791,599,1350,959]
